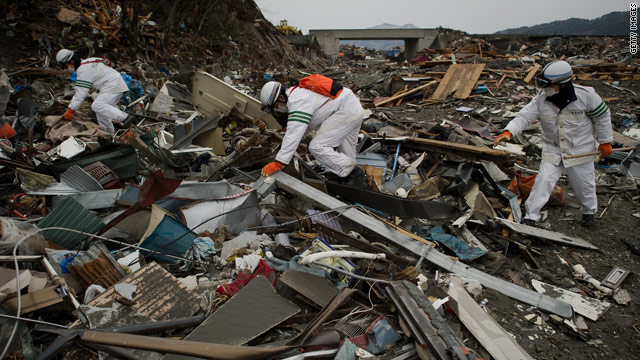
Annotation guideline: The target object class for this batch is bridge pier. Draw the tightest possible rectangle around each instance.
[309,29,440,59]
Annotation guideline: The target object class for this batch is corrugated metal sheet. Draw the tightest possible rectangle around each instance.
[37,196,104,249]
[60,165,103,192]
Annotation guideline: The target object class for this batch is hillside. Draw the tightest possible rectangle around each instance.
[0,0,317,74]
[495,11,628,36]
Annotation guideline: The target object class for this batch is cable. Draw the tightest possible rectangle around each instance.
[0,314,69,329]
[310,261,391,284]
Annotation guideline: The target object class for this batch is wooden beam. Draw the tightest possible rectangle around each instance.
[375,81,437,107]
[524,64,541,84]
[398,137,515,166]
[497,74,507,88]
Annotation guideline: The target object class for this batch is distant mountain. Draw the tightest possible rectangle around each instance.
[495,11,627,36]
[340,23,418,50]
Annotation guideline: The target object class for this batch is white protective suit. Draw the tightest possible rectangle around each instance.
[68,58,129,134]
[275,86,365,177]
[505,84,613,221]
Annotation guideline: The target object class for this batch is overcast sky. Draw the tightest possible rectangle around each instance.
[255,0,630,34]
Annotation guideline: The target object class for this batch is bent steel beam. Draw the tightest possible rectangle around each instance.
[259,172,573,318]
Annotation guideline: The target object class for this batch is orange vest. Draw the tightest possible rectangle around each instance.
[297,74,343,99]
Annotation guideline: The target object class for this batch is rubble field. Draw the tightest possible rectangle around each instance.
[1,1,639,359]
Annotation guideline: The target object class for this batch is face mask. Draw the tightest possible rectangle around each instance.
[275,104,288,113]
[544,87,558,97]
[65,64,75,73]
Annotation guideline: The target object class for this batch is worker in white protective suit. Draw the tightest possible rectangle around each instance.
[259,76,366,186]
[494,60,613,227]
[56,49,130,135]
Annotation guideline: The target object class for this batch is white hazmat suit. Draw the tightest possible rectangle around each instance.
[505,84,613,221]
[275,86,365,177]
[68,58,129,134]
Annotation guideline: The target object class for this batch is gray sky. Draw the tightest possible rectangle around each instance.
[255,0,630,34]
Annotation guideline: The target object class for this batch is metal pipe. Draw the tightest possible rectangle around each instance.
[300,251,386,265]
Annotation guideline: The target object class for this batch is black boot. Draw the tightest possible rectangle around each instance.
[581,214,595,227]
[343,166,369,189]
[522,219,536,227]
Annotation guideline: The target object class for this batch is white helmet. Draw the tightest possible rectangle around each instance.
[536,60,573,87]
[56,49,74,65]
[260,81,284,110]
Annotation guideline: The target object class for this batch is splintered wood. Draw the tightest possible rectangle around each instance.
[523,64,541,84]
[430,64,486,101]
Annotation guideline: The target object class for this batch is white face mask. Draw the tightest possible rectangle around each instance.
[65,64,75,73]
[275,104,288,113]
[544,87,558,97]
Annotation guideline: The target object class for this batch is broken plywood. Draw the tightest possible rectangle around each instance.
[431,64,486,101]
[163,276,299,360]
[523,64,541,84]
[531,279,610,321]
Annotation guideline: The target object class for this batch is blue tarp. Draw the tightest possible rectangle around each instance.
[414,226,487,260]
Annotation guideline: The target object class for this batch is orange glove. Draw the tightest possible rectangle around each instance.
[261,161,284,176]
[63,108,74,121]
[598,143,612,158]
[493,130,512,147]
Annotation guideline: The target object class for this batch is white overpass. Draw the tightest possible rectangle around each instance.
[308,28,441,59]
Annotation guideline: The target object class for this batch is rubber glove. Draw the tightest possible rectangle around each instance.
[63,108,74,121]
[598,143,612,158]
[493,130,512,147]
[261,161,284,176]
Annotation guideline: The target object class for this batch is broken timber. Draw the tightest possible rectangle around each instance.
[256,172,573,318]
[374,81,437,107]
[431,64,486,101]
[523,64,541,84]
[395,137,515,167]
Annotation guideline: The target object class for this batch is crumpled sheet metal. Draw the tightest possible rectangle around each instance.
[262,171,573,318]
[179,189,259,235]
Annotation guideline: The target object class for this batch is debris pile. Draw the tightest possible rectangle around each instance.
[1,3,640,360]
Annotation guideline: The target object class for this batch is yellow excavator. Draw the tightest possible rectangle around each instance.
[276,20,300,36]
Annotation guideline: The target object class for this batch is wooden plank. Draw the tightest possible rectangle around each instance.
[4,287,63,314]
[496,74,507,88]
[430,65,458,101]
[432,64,486,101]
[394,85,408,106]
[454,64,485,99]
[524,64,541,84]
[375,81,437,107]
